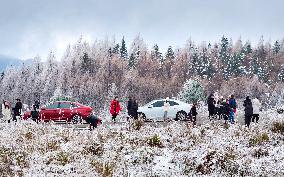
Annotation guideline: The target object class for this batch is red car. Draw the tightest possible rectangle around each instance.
[23,101,93,124]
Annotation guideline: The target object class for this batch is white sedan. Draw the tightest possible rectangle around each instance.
[137,99,192,121]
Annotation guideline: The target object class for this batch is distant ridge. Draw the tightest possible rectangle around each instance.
[0,54,32,72]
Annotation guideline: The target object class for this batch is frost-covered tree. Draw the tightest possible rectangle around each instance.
[120,37,128,59]
[178,79,205,103]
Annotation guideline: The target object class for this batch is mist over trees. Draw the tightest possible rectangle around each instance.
[1,35,284,108]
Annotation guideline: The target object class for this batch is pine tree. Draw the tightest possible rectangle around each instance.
[273,40,281,55]
[178,79,204,103]
[151,44,162,61]
[81,52,91,73]
[113,44,120,54]
[164,46,175,77]
[278,66,284,82]
[120,37,128,59]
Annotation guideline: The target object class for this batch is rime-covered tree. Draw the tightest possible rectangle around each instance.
[164,46,175,77]
[273,40,281,55]
[178,79,204,103]
[120,37,128,59]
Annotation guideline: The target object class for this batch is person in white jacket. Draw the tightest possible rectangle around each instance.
[2,100,12,123]
[252,97,261,123]
[163,97,170,120]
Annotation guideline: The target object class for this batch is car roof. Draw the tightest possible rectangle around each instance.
[149,99,188,104]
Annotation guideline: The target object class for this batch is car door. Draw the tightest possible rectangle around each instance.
[168,101,180,118]
[41,102,59,120]
[58,102,72,120]
[149,100,164,121]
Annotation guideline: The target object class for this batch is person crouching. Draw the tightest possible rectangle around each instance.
[86,114,102,131]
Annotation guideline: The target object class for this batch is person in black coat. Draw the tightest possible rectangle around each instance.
[127,97,133,120]
[13,98,22,121]
[127,97,139,120]
[86,114,102,131]
[189,103,198,125]
[221,99,230,124]
[243,96,253,127]
[207,93,216,120]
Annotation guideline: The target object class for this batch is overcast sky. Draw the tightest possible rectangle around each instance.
[0,0,283,60]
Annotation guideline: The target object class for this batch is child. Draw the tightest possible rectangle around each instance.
[189,102,198,125]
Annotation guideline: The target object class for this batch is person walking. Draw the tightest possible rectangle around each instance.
[207,93,216,120]
[252,97,261,123]
[13,98,23,122]
[243,96,253,127]
[163,97,170,121]
[110,96,121,123]
[2,100,12,123]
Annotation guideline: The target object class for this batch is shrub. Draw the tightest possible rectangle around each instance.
[148,134,162,147]
[47,140,60,151]
[83,143,104,156]
[47,152,72,166]
[252,148,269,158]
[249,133,269,146]
[23,131,33,140]
[90,160,114,177]
[132,120,144,131]
[271,122,284,135]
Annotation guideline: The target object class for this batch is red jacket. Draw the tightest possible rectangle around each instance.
[110,100,121,115]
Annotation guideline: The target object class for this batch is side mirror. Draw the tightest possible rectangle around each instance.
[148,106,153,108]
[41,107,46,110]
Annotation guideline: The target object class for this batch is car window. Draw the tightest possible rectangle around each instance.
[59,103,72,108]
[169,101,179,106]
[46,102,59,109]
[71,103,79,108]
[152,101,164,107]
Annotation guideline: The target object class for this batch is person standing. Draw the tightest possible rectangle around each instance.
[252,97,261,123]
[222,99,230,125]
[127,97,139,120]
[163,97,170,121]
[13,98,23,122]
[127,97,133,121]
[190,102,198,125]
[132,99,139,120]
[110,96,121,123]
[229,95,237,124]
[207,93,216,120]
[2,100,12,123]
[243,96,253,127]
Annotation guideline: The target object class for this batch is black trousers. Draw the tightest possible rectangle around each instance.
[191,116,197,125]
[252,114,259,123]
[245,114,252,127]
[112,113,117,122]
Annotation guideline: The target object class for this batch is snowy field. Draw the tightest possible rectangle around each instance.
[0,110,284,177]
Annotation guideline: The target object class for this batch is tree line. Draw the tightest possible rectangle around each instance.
[1,35,284,109]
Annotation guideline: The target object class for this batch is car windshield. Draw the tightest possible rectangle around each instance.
[45,102,59,109]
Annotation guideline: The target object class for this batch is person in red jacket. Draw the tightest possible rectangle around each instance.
[110,96,121,123]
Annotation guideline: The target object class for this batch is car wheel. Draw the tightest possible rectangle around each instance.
[176,111,187,121]
[138,112,147,122]
[72,114,82,124]
[277,109,284,114]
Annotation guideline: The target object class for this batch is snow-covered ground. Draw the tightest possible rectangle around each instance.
[0,110,284,177]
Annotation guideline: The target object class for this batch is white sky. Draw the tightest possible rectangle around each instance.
[0,0,283,60]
